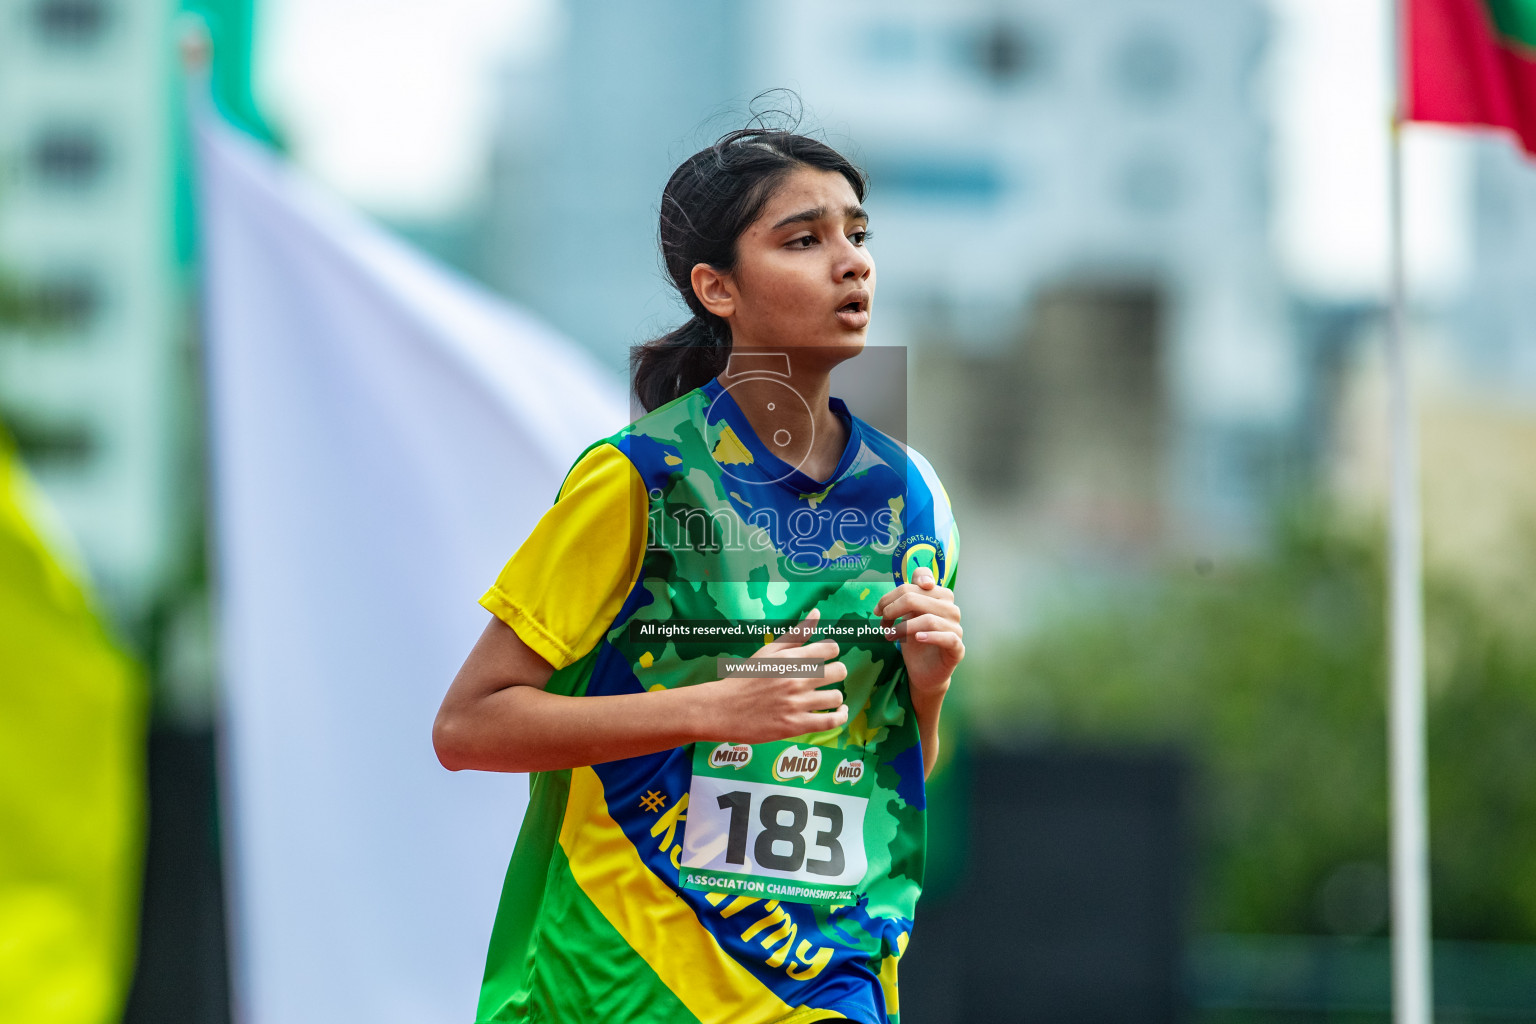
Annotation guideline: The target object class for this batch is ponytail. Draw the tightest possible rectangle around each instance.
[629,316,731,414]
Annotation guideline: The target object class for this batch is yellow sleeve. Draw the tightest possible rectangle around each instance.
[479,443,648,669]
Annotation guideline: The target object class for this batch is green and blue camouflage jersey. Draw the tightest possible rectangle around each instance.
[474,375,959,1024]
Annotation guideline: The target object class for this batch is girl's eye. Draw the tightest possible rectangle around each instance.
[790,235,817,248]
[850,229,870,246]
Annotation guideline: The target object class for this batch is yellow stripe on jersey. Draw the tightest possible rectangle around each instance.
[877,931,909,1017]
[771,1010,850,1024]
[558,766,794,1024]
[480,443,648,669]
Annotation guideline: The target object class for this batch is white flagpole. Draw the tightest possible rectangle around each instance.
[1387,3,1434,1022]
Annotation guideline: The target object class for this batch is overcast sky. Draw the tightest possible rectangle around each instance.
[255,0,1472,303]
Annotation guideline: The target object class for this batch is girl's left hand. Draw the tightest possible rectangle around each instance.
[874,568,964,697]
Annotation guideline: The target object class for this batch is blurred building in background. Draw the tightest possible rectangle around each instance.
[1460,137,1536,396]
[0,0,185,624]
[483,0,1302,644]
[482,0,748,373]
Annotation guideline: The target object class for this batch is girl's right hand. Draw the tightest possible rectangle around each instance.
[695,607,849,744]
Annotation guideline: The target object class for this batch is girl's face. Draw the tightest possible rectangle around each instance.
[694,165,875,368]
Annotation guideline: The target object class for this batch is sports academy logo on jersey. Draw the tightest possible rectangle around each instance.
[708,743,753,770]
[772,745,821,783]
[893,533,946,586]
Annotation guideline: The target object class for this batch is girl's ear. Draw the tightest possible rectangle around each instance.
[691,262,736,320]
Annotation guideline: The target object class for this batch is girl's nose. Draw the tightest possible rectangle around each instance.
[836,241,873,281]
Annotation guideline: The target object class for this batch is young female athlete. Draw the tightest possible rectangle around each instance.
[434,125,964,1024]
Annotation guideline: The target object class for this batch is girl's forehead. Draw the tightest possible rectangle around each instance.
[757,167,861,221]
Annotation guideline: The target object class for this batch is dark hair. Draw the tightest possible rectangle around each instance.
[630,125,867,412]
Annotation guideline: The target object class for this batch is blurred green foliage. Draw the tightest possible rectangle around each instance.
[963,504,1536,941]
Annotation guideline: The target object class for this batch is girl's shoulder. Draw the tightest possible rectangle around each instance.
[847,416,960,587]
[845,413,954,512]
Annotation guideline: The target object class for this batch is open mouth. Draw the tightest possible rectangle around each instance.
[834,298,871,329]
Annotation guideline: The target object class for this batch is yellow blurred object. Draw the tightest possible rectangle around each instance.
[0,430,146,1024]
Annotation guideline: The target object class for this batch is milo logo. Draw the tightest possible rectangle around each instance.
[709,743,753,770]
[772,746,822,783]
[832,758,864,785]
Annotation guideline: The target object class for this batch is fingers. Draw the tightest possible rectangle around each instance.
[900,612,962,640]
[771,659,847,690]
[803,687,844,712]
[742,639,840,671]
[911,629,964,655]
[726,655,846,691]
[875,582,954,616]
[776,639,841,663]
[757,607,825,656]
[794,704,849,733]
[880,592,960,629]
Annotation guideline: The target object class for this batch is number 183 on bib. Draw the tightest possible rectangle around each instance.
[680,738,873,907]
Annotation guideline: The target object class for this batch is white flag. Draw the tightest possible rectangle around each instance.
[195,110,627,1024]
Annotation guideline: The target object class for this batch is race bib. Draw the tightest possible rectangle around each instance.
[679,738,872,906]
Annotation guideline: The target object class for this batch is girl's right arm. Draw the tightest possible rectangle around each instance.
[433,608,848,774]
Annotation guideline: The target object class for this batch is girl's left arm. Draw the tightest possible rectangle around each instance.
[875,567,965,778]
